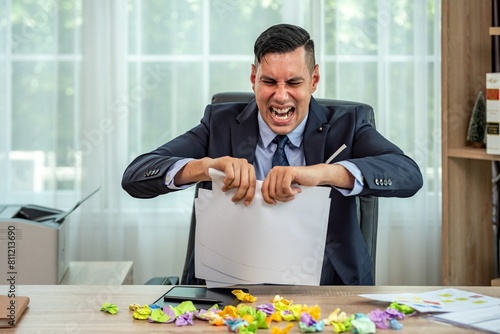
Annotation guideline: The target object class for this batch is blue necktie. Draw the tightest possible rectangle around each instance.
[272,135,289,167]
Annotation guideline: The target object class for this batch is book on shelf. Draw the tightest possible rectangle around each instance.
[486,73,500,154]
[0,295,30,327]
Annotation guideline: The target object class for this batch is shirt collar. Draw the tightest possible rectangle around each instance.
[257,111,308,148]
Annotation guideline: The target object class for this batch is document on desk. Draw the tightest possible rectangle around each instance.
[360,288,500,313]
[429,305,500,333]
[194,169,331,288]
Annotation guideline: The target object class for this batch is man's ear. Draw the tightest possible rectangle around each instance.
[250,64,257,91]
[311,64,320,93]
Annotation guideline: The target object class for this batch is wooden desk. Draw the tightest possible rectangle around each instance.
[60,261,133,285]
[2,285,498,333]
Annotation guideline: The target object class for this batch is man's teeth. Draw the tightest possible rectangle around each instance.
[271,107,293,119]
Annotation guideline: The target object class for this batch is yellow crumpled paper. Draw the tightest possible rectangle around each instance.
[233,289,257,303]
[132,304,151,320]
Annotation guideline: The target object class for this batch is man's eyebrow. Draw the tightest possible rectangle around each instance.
[259,75,305,82]
[259,75,276,81]
[286,77,305,82]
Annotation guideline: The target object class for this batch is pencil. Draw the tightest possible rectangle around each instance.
[325,144,347,164]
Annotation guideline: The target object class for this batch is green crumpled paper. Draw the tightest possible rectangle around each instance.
[100,302,119,315]
[149,308,170,323]
[170,300,197,317]
[351,317,376,334]
[388,301,416,315]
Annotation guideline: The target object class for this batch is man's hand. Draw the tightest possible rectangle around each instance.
[261,164,354,204]
[175,156,257,206]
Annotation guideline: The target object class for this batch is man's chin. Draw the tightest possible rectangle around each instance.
[270,125,294,135]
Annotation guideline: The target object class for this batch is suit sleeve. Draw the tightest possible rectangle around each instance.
[121,105,213,198]
[347,106,423,198]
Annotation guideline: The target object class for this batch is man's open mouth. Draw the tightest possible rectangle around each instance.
[270,106,294,120]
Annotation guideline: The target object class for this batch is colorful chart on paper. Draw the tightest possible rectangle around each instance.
[359,288,500,313]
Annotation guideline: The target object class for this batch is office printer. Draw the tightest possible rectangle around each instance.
[0,188,99,284]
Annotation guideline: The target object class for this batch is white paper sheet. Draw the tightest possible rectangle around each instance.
[195,169,331,288]
[430,305,500,333]
[360,288,500,313]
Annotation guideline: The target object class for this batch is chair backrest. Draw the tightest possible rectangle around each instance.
[181,92,379,284]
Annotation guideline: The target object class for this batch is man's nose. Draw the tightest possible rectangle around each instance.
[274,83,288,102]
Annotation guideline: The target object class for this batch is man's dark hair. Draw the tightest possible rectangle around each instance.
[254,24,316,73]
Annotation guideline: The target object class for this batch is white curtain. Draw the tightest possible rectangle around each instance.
[1,0,441,285]
[75,0,130,271]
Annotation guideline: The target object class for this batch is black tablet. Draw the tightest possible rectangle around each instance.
[152,286,248,310]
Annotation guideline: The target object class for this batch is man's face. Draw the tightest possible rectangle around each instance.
[250,46,320,135]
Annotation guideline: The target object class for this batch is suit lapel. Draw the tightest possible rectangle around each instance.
[303,98,330,165]
[231,101,259,163]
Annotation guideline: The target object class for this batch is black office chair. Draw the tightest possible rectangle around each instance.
[145,92,379,285]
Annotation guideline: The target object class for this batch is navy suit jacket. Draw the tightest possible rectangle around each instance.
[122,97,423,285]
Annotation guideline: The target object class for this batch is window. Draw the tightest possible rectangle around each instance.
[0,0,441,285]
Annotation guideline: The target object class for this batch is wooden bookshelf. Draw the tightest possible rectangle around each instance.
[448,147,500,161]
[441,0,494,286]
